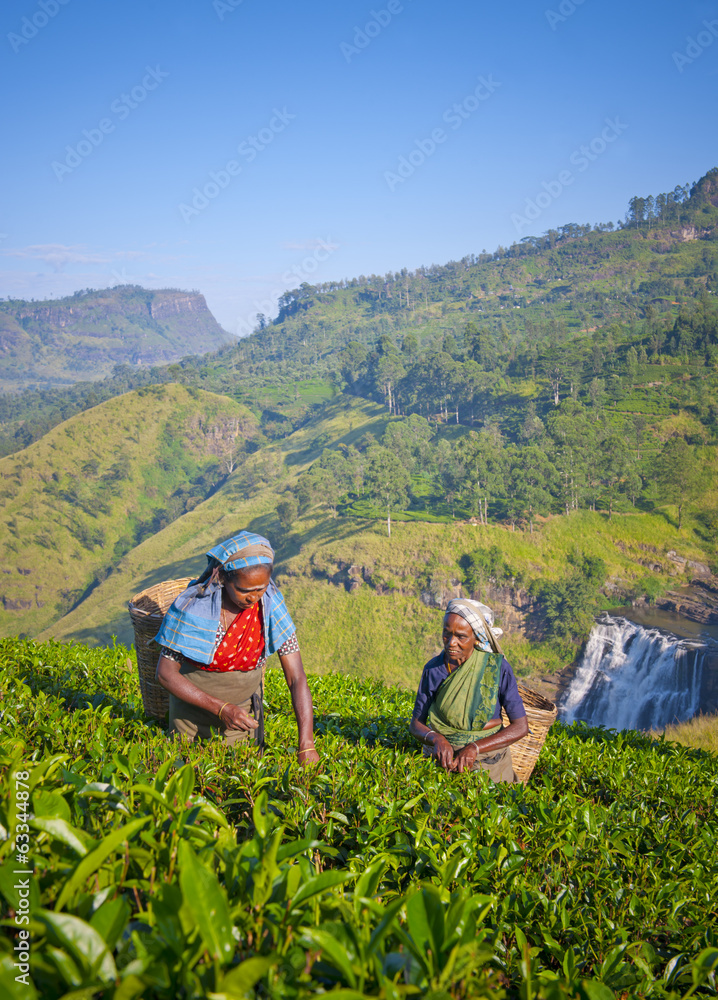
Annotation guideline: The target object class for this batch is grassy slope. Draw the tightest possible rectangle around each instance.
[36,396,393,645]
[0,384,257,637]
[659,713,718,754]
[38,394,713,690]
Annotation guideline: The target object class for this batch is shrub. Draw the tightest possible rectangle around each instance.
[0,637,716,999]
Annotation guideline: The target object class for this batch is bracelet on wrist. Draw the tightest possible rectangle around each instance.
[297,746,316,755]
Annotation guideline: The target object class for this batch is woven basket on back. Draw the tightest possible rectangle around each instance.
[128,578,191,718]
[501,682,557,784]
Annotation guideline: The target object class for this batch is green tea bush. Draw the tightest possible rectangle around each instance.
[0,638,716,999]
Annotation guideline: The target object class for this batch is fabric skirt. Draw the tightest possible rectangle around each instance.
[169,661,263,747]
[471,745,518,783]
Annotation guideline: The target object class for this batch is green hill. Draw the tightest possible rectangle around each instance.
[0,285,234,391]
[34,394,715,687]
[0,385,258,637]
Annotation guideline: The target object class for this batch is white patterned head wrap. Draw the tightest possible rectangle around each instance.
[444,598,503,652]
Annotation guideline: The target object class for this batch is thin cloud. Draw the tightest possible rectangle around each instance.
[0,244,113,271]
[0,244,180,274]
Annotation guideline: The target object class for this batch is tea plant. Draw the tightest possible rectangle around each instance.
[0,637,716,998]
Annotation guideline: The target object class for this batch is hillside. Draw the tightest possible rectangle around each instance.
[35,394,716,688]
[169,168,718,400]
[0,385,258,637]
[0,285,233,390]
[3,169,717,458]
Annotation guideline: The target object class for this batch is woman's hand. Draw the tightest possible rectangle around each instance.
[430,733,456,771]
[297,746,320,766]
[453,743,479,774]
[219,703,259,731]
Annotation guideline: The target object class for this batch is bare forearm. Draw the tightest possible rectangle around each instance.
[280,652,315,748]
[409,716,454,769]
[463,716,529,755]
[156,657,223,716]
[409,717,435,744]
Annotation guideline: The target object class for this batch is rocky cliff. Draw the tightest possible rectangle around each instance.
[0,285,234,390]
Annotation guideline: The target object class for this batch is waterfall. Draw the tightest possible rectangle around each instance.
[560,614,713,731]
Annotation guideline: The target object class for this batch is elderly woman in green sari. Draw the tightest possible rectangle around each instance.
[409,599,528,782]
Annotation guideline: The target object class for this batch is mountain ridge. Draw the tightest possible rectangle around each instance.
[0,285,234,390]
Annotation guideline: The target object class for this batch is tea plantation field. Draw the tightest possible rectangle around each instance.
[0,638,716,999]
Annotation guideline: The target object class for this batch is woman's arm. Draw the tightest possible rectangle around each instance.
[452,716,529,773]
[155,655,258,731]
[278,650,320,765]
[409,716,455,771]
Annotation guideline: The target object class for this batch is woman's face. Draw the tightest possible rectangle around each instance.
[221,564,272,610]
[442,612,477,668]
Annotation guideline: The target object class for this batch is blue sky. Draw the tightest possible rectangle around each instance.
[1,0,716,334]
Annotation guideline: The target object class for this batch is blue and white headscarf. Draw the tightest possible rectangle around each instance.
[153,531,295,664]
[206,531,275,573]
[444,598,503,654]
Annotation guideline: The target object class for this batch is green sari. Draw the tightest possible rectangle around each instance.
[426,648,503,750]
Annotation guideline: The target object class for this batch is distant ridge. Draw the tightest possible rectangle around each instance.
[0,284,235,390]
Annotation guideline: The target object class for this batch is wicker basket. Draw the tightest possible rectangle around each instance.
[501,682,557,784]
[128,578,192,719]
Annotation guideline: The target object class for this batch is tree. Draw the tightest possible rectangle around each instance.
[455,430,507,525]
[536,566,604,643]
[383,414,434,473]
[376,352,405,414]
[653,437,707,528]
[598,432,633,519]
[363,446,411,536]
[295,464,342,517]
[276,496,298,529]
[509,446,555,532]
[436,438,467,517]
[339,342,368,392]
[626,345,639,376]
[588,378,606,417]
[540,347,574,406]
[545,400,595,513]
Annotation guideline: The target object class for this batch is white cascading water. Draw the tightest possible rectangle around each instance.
[560,615,712,731]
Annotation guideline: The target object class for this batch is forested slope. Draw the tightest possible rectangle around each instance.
[2,169,717,452]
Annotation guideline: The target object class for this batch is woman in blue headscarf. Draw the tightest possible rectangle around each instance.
[154,530,319,765]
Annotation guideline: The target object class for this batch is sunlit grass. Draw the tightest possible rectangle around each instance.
[657,713,718,754]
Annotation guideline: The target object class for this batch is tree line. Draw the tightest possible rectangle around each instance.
[278,404,713,537]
